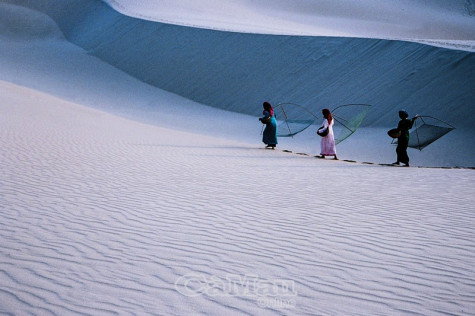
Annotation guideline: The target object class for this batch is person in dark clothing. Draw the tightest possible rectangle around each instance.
[259,102,278,149]
[393,110,418,167]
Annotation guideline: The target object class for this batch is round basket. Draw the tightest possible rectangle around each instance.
[317,127,329,137]
[387,128,401,138]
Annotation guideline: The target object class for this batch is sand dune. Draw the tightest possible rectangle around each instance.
[1,81,475,315]
[104,0,475,43]
[1,1,475,315]
[7,0,473,132]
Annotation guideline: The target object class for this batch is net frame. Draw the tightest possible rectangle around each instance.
[393,115,456,151]
[274,102,319,137]
[331,104,372,144]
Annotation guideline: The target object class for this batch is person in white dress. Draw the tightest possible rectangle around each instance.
[317,108,338,160]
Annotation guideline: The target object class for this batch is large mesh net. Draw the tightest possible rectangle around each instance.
[332,104,371,144]
[274,103,318,137]
[395,116,455,150]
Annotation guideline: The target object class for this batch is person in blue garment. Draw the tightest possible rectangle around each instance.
[259,101,278,149]
[393,110,418,167]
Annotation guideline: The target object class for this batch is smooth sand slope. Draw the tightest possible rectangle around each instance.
[105,0,475,48]
[2,1,474,168]
[6,0,475,131]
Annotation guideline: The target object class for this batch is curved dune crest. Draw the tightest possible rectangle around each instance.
[103,0,475,43]
[4,0,474,130]
[0,3,63,40]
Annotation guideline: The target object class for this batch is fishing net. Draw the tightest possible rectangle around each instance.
[395,116,455,150]
[273,103,371,141]
[332,104,371,144]
[274,103,318,137]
